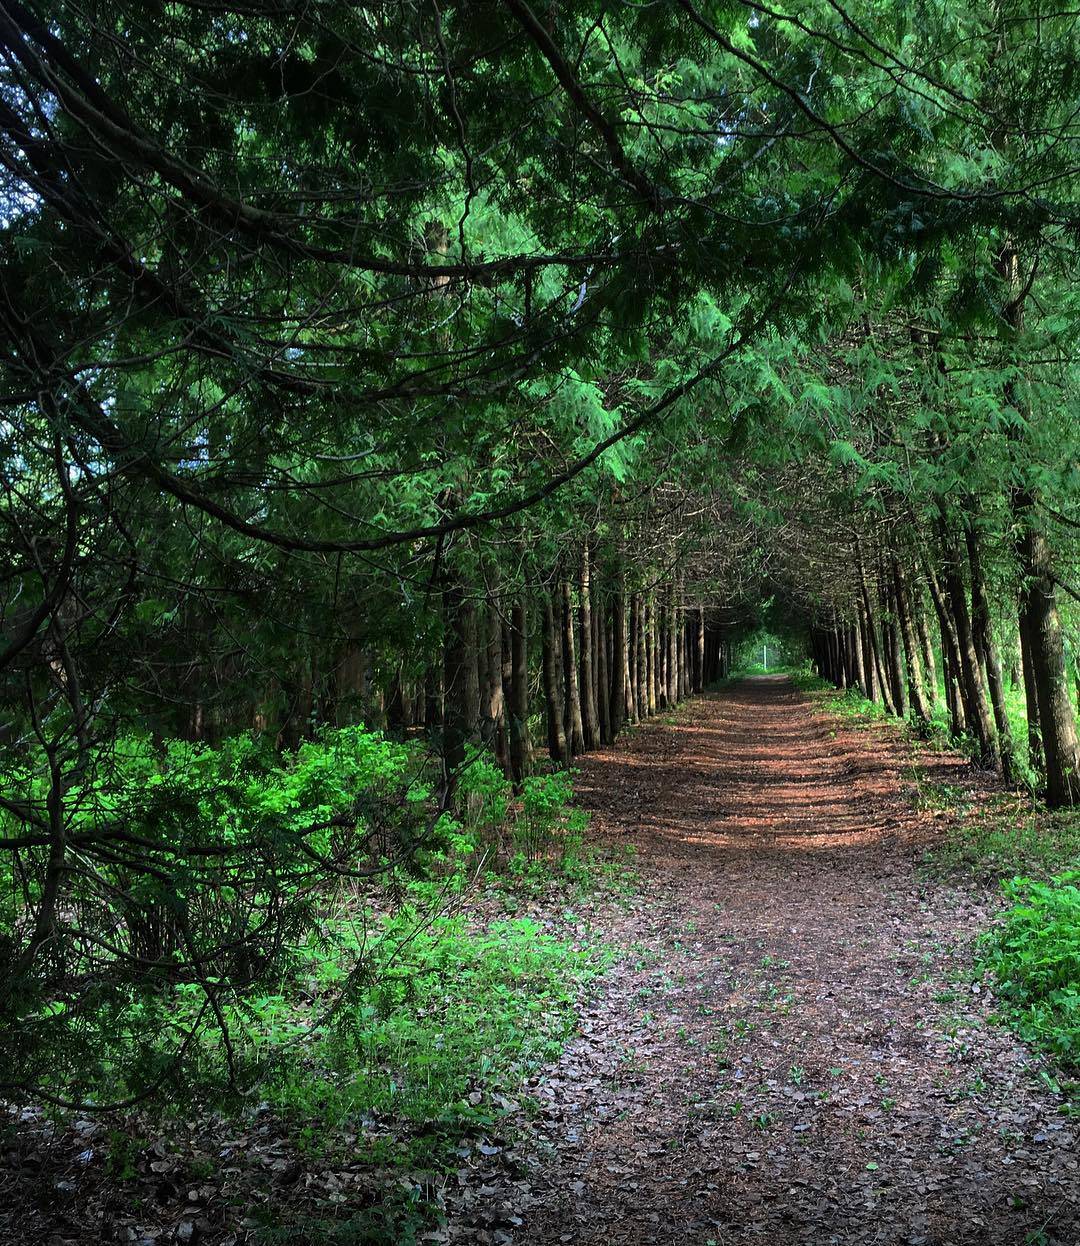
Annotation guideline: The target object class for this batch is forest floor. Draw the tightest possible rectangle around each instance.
[468,676,1078,1246]
[5,678,1078,1246]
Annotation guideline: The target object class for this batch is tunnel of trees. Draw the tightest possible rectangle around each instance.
[1,0,1078,1132]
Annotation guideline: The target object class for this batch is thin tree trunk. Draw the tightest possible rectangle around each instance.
[893,559,931,725]
[482,600,505,763]
[609,575,626,740]
[856,547,895,713]
[579,547,599,751]
[509,598,529,786]
[561,579,585,755]
[637,595,649,718]
[542,593,568,766]
[852,615,871,702]
[965,524,1014,780]
[927,567,968,738]
[623,593,636,723]
[667,585,679,705]
[1017,519,1080,804]
[1018,600,1044,773]
[442,582,475,801]
[694,607,705,693]
[627,593,640,723]
[596,589,610,744]
[880,569,907,716]
[937,516,999,769]
[914,598,938,707]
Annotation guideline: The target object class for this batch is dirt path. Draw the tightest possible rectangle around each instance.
[497,678,1078,1246]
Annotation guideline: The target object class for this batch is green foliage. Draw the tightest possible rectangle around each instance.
[513,770,589,867]
[924,799,1080,883]
[0,722,607,1111]
[982,874,1080,1068]
[245,911,606,1160]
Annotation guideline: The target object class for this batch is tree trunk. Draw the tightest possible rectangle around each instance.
[482,601,506,763]
[637,595,649,718]
[851,613,868,698]
[609,576,626,740]
[694,607,705,693]
[892,559,931,725]
[542,593,568,766]
[561,579,585,755]
[596,589,610,745]
[880,570,907,716]
[856,547,894,713]
[965,524,1014,780]
[1018,600,1043,773]
[927,566,968,738]
[658,602,668,707]
[623,593,636,723]
[509,598,529,786]
[667,586,679,705]
[1017,518,1080,805]
[998,239,1079,803]
[937,516,999,769]
[442,582,476,801]
[914,598,938,707]
[579,547,599,751]
[627,593,640,724]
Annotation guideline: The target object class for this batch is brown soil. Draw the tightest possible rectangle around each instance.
[500,677,1078,1246]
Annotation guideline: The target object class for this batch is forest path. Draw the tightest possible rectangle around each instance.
[505,678,1078,1246]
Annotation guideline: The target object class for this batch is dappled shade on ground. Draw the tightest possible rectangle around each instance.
[512,678,1078,1245]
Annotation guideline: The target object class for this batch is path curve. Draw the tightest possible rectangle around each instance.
[509,677,1078,1246]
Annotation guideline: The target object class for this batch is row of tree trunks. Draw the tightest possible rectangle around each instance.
[813,518,1079,807]
[435,546,730,795]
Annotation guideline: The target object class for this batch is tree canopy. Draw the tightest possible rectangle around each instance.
[1,0,1078,1109]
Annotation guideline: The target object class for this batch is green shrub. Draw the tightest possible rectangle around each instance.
[0,724,455,1102]
[981,873,1080,1067]
[1,723,611,1121]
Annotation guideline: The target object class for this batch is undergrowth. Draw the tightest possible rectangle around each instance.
[981,874,1080,1072]
[3,727,625,1242]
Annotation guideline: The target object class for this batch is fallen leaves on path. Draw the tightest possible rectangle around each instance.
[493,678,1078,1246]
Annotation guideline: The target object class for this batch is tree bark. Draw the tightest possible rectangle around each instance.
[481,600,506,764]
[666,584,679,705]
[892,559,931,725]
[1017,518,1080,804]
[542,592,568,766]
[965,524,1014,780]
[926,565,968,738]
[880,569,907,716]
[637,594,649,718]
[442,581,476,801]
[596,588,610,744]
[694,607,705,693]
[509,597,529,786]
[855,546,895,713]
[627,593,640,723]
[578,547,599,751]
[1018,600,1043,773]
[609,573,626,739]
[914,598,938,707]
[937,515,999,769]
[561,579,585,755]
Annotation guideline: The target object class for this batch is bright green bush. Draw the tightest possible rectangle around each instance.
[0,725,458,1102]
[1,725,607,1115]
[982,873,1080,1067]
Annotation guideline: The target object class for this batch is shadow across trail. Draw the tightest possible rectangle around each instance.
[509,677,1078,1246]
